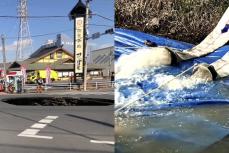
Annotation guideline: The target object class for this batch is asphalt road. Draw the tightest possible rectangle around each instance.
[0,91,114,153]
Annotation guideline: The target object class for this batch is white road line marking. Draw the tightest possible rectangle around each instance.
[46,116,59,119]
[18,129,40,135]
[31,123,47,129]
[18,134,53,139]
[39,119,53,124]
[18,116,59,139]
[90,140,115,145]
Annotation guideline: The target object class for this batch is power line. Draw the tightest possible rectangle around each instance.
[88,23,113,27]
[0,14,114,21]
[5,24,113,40]
[6,29,73,39]
[93,13,114,22]
[0,15,68,18]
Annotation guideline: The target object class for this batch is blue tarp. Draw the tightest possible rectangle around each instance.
[115,28,229,111]
[115,28,229,64]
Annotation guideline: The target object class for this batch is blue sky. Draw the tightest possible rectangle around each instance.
[0,0,114,62]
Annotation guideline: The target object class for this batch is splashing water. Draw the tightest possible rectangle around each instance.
[115,65,225,114]
[154,73,208,90]
[116,47,171,79]
[115,47,229,115]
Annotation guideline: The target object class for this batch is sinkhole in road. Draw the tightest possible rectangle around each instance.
[1,97,114,106]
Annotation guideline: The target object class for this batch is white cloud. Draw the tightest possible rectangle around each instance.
[0,39,32,52]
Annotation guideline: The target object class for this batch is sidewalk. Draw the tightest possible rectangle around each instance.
[0,89,114,98]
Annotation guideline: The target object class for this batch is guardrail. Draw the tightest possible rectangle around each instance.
[24,81,114,92]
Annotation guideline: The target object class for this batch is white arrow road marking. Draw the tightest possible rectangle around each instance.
[18,134,53,139]
[46,116,59,120]
[19,129,40,135]
[39,119,54,124]
[90,140,115,145]
[18,116,58,139]
[18,129,53,139]
[31,123,47,129]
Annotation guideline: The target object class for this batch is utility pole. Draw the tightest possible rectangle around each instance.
[109,47,112,79]
[83,0,91,91]
[1,34,7,89]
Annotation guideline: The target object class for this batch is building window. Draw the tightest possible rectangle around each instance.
[58,72,63,77]
[90,71,99,76]
[57,51,62,59]
[50,53,54,59]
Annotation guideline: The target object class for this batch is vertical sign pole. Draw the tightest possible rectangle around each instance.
[74,17,85,86]
[70,0,87,89]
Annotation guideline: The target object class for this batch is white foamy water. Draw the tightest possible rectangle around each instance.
[116,47,172,79]
[154,74,207,90]
[115,73,207,109]
[115,47,212,111]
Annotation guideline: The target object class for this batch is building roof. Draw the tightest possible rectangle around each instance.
[0,62,13,70]
[90,46,114,66]
[90,46,114,53]
[29,45,58,59]
[29,45,73,62]
[7,57,41,70]
[69,0,86,19]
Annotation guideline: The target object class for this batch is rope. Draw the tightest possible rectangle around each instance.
[115,64,197,114]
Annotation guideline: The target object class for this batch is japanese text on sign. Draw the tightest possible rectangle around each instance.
[74,17,84,73]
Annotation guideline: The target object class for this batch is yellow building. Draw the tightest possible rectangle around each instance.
[7,35,114,81]
[8,42,75,81]
[31,46,72,63]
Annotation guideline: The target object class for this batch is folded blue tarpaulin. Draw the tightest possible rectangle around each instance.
[115,28,229,66]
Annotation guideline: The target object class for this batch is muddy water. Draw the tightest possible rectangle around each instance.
[115,105,229,153]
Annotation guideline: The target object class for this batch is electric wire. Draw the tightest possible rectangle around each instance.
[0,13,114,21]
[5,23,113,39]
[6,29,73,39]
